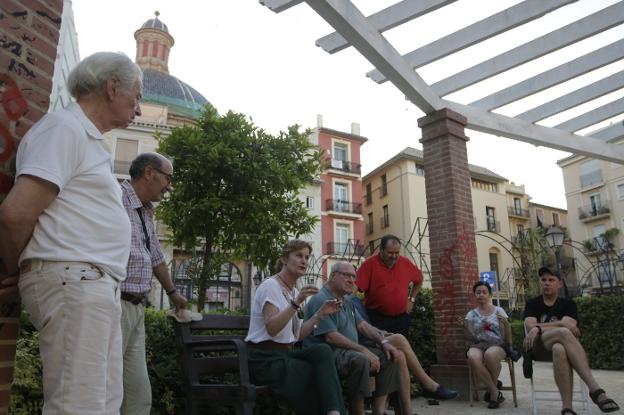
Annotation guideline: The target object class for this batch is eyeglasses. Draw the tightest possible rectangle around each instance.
[336,271,357,280]
[153,167,173,183]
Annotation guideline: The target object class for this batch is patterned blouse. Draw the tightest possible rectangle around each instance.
[464,306,508,346]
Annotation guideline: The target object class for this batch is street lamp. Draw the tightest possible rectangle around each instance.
[545,226,567,296]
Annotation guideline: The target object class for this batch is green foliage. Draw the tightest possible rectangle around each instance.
[157,106,322,310]
[10,314,42,415]
[576,295,624,369]
[407,289,436,395]
[514,228,551,298]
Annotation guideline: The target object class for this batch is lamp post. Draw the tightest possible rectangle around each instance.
[545,226,567,296]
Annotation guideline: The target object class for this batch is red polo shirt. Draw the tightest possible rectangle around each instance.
[356,254,423,316]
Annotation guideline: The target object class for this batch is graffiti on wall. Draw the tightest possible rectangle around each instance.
[0,73,26,196]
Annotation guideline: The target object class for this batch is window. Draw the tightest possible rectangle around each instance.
[306,196,314,209]
[367,212,373,234]
[365,183,372,205]
[488,252,499,289]
[552,212,560,226]
[536,208,544,227]
[335,223,350,253]
[333,142,348,161]
[415,163,425,176]
[617,183,624,200]
[334,182,349,212]
[580,159,602,188]
[114,139,138,175]
[589,193,602,214]
[369,241,375,254]
[513,198,522,215]
[381,205,389,228]
[381,174,388,197]
[486,206,496,231]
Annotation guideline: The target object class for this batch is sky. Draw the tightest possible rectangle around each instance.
[72,0,624,210]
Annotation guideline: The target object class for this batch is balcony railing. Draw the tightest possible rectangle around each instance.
[486,219,500,232]
[326,241,366,256]
[328,159,361,174]
[113,160,132,175]
[578,201,611,221]
[507,206,529,218]
[326,199,362,214]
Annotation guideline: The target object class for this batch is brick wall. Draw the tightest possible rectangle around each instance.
[0,0,62,411]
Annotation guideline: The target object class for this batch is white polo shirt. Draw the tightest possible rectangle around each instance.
[16,103,131,281]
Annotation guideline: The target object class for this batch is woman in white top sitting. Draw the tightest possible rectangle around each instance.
[465,281,511,409]
[245,239,346,415]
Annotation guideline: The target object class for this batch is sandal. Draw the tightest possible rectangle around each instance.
[561,409,577,415]
[487,391,504,409]
[483,381,503,402]
[590,388,620,413]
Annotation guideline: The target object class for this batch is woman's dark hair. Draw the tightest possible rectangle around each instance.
[472,280,492,294]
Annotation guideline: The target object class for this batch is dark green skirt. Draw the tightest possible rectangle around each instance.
[248,343,347,415]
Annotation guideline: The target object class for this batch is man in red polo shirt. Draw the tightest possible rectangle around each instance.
[356,234,422,338]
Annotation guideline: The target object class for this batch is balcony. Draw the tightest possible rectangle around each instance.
[507,206,529,219]
[326,199,362,214]
[578,201,611,222]
[113,160,131,175]
[326,241,366,257]
[328,159,361,175]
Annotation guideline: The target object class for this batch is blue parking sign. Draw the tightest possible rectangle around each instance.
[479,271,497,291]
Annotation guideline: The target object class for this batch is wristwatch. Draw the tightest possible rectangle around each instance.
[408,297,415,303]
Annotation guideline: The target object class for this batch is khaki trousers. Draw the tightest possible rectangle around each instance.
[19,260,122,415]
[120,300,151,415]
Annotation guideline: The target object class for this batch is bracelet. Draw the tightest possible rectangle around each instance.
[290,300,301,311]
[166,288,177,296]
[408,297,415,303]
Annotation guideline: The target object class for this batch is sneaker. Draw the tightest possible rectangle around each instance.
[522,352,533,379]
[424,384,458,400]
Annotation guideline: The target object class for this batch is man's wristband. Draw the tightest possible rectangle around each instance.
[166,288,177,296]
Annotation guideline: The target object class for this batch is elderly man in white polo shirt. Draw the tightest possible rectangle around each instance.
[0,52,142,414]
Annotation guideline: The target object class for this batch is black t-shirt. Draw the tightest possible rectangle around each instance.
[523,295,578,324]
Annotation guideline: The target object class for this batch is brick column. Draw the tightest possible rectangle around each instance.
[418,108,479,398]
[0,0,62,412]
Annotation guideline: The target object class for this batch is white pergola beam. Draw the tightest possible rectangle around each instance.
[516,70,624,123]
[471,39,624,110]
[588,122,624,142]
[432,2,624,96]
[304,0,443,113]
[554,96,624,132]
[259,0,303,13]
[316,0,457,54]
[368,0,577,84]
[445,100,624,163]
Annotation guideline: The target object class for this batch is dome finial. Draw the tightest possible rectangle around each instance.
[154,10,160,18]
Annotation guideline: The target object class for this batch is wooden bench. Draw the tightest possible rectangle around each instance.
[173,314,270,415]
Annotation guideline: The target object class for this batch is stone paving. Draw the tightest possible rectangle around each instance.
[393,359,623,415]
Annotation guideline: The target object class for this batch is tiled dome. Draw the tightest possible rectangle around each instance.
[141,69,210,119]
[141,15,169,33]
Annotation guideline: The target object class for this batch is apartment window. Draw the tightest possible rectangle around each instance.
[306,196,314,210]
[381,174,388,197]
[617,183,624,200]
[334,182,349,212]
[381,205,389,228]
[333,142,348,161]
[114,138,138,175]
[580,159,602,188]
[415,163,425,176]
[489,252,499,275]
[486,206,496,231]
[517,224,524,234]
[367,212,374,234]
[589,193,602,214]
[552,212,560,226]
[369,240,376,254]
[513,198,522,215]
[335,223,351,253]
[365,183,372,205]
[536,208,544,227]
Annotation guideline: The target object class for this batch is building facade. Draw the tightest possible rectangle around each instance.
[558,155,624,290]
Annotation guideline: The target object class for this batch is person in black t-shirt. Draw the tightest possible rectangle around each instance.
[523,267,619,414]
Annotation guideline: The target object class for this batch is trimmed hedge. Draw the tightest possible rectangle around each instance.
[10,293,624,414]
